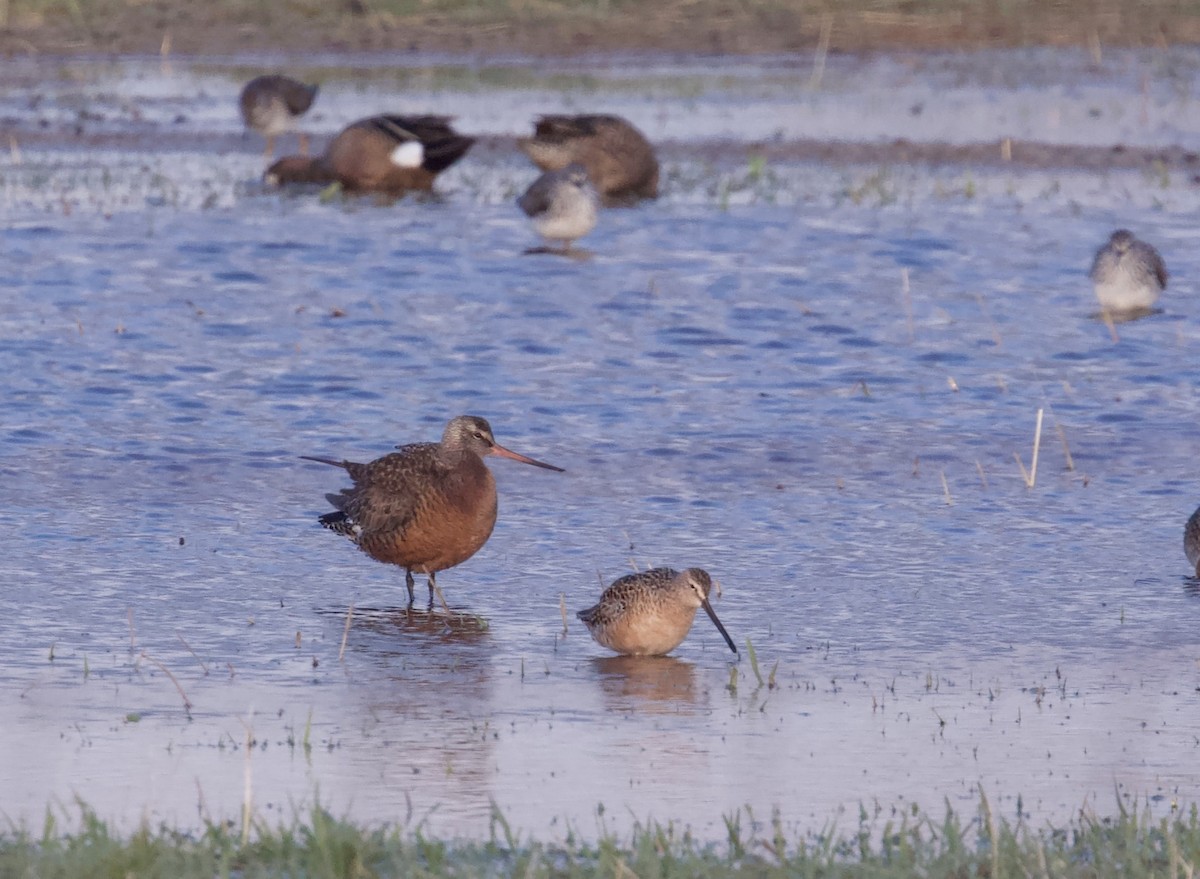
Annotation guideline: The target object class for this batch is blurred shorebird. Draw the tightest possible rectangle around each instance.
[518,113,658,203]
[1186,507,1200,578]
[266,114,474,196]
[1089,229,1168,320]
[302,416,563,607]
[239,74,319,158]
[518,163,599,254]
[577,568,738,657]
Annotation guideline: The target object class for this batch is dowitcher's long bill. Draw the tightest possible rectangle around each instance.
[302,415,562,608]
[577,567,737,657]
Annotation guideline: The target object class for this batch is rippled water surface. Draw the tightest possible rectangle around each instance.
[2,50,1200,839]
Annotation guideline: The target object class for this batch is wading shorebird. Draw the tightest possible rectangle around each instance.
[577,568,738,657]
[1186,507,1200,578]
[266,115,474,196]
[518,114,658,203]
[518,163,599,254]
[302,416,563,607]
[1089,229,1168,320]
[239,74,319,158]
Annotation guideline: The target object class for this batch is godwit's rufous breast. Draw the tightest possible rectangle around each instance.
[1186,507,1200,578]
[1089,228,1168,320]
[517,113,658,204]
[577,568,738,657]
[266,114,474,196]
[239,74,319,158]
[303,415,563,606]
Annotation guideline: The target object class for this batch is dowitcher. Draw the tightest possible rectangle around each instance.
[1089,229,1168,319]
[266,115,474,196]
[518,163,599,253]
[577,568,737,657]
[239,74,319,158]
[1186,507,1200,577]
[303,416,563,606]
[518,114,658,203]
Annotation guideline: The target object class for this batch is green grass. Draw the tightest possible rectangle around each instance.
[3,796,1199,878]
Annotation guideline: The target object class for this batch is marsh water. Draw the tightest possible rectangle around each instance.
[2,49,1200,840]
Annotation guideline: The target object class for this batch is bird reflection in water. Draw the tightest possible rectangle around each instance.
[590,655,705,713]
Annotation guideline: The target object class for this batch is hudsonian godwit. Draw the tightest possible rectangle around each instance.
[578,567,737,657]
[303,416,563,607]
[239,74,319,158]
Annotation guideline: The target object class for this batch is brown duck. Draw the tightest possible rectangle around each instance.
[518,113,659,203]
[303,416,563,606]
[266,115,475,196]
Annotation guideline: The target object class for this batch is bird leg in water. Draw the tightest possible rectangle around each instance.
[405,569,417,606]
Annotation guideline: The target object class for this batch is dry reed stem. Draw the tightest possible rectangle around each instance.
[559,592,568,636]
[240,712,254,846]
[8,135,20,164]
[901,267,914,341]
[1015,408,1045,488]
[176,634,209,675]
[1000,137,1012,161]
[940,469,953,505]
[431,582,452,616]
[139,650,193,710]
[975,459,988,489]
[1054,418,1075,471]
[338,602,354,663]
[808,13,833,89]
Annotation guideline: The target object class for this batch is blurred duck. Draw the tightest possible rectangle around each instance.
[1089,229,1167,319]
[239,74,319,158]
[577,568,737,657]
[1186,507,1200,578]
[266,115,474,197]
[517,163,599,254]
[518,113,658,203]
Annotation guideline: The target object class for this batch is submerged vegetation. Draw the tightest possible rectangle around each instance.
[3,797,1199,878]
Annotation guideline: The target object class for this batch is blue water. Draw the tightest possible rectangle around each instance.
[2,53,1200,839]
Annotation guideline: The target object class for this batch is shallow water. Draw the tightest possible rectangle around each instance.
[2,50,1200,840]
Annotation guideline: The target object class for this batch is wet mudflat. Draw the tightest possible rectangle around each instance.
[1,49,1199,839]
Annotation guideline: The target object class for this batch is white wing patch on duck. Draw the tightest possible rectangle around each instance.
[390,141,424,168]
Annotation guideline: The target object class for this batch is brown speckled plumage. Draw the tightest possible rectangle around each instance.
[518,114,658,203]
[304,416,562,605]
[578,567,737,656]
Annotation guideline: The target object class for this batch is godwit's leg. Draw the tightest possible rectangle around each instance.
[299,132,310,156]
[427,571,437,610]
[404,569,417,606]
[263,134,275,159]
